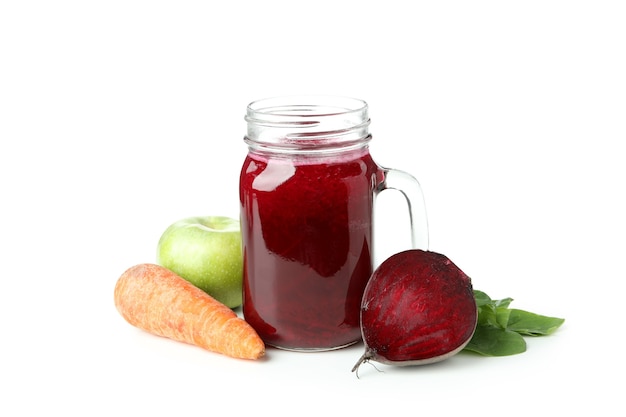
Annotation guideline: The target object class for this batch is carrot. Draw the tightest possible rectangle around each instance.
[114,263,265,360]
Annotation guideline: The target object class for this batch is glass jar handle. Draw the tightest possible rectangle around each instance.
[377,168,429,250]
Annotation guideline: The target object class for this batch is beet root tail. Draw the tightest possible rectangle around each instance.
[351,348,374,374]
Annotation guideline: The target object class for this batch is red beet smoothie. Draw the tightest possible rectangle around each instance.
[240,148,383,350]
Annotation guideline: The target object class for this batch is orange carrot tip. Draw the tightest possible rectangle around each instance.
[114,263,265,360]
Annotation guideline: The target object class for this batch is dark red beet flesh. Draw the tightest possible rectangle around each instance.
[352,250,477,372]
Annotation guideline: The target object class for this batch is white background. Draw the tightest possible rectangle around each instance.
[1,1,624,415]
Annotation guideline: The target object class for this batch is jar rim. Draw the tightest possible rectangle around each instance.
[246,95,368,120]
[244,95,371,153]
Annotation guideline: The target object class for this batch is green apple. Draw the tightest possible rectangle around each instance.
[156,216,243,308]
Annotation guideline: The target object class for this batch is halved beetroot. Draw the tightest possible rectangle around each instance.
[352,250,477,372]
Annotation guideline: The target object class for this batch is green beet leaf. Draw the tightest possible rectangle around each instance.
[475,297,513,330]
[495,306,512,329]
[473,290,492,307]
[464,326,527,356]
[506,309,565,336]
[465,290,565,357]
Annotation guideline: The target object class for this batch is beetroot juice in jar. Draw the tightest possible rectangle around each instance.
[239,96,428,351]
